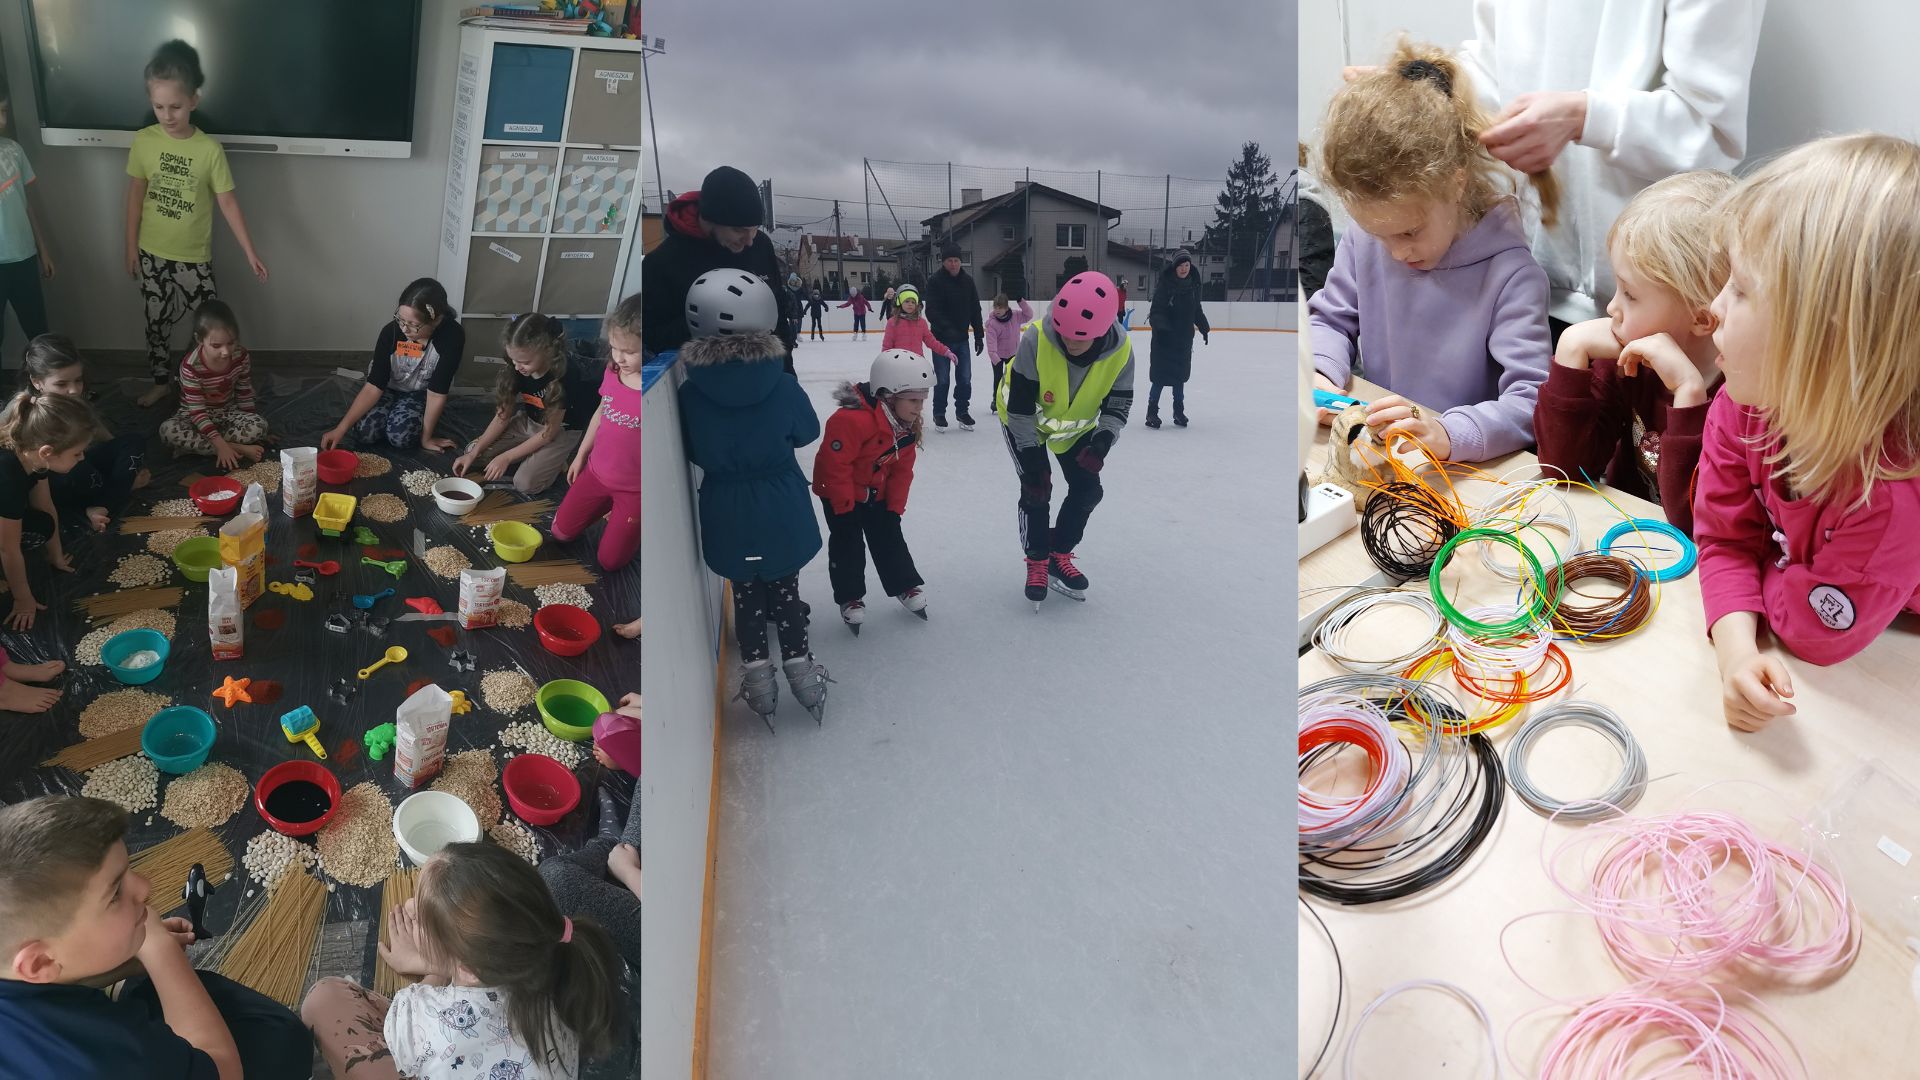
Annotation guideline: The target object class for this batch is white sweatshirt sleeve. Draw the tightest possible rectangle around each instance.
[1456,0,1504,117]
[1577,0,1765,179]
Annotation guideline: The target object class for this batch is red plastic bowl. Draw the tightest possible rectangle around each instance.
[316,450,358,485]
[188,476,246,516]
[534,604,601,657]
[502,753,580,827]
[254,760,342,837]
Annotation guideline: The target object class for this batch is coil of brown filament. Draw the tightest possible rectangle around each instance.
[1545,553,1652,640]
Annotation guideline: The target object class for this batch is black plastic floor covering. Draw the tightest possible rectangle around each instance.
[0,373,640,1057]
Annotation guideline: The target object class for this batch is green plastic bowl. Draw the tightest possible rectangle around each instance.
[490,521,542,563]
[537,679,610,742]
[171,536,222,582]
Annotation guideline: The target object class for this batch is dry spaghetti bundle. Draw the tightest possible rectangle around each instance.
[506,559,597,588]
[463,491,555,526]
[374,867,421,996]
[117,515,215,534]
[127,828,233,914]
[41,727,147,773]
[76,586,183,620]
[216,868,326,1007]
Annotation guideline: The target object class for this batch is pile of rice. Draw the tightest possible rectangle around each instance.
[226,460,280,492]
[360,494,408,523]
[431,750,503,829]
[354,454,394,479]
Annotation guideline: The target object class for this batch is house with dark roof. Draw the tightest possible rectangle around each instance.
[903,182,1135,300]
[795,234,900,296]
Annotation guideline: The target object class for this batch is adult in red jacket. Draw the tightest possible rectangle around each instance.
[811,348,933,634]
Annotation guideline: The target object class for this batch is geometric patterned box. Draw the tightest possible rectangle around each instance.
[552,148,638,235]
[473,145,560,233]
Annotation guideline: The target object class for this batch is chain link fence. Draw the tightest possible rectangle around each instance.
[647,161,1298,306]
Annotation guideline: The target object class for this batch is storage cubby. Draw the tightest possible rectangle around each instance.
[439,27,644,322]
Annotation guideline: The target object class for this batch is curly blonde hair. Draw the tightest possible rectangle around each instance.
[1608,170,1735,311]
[1722,133,1920,506]
[1318,40,1559,228]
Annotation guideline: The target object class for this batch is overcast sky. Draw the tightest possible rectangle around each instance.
[642,1,1297,238]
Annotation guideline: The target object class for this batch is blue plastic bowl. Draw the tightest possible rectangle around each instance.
[102,629,170,685]
[142,706,215,774]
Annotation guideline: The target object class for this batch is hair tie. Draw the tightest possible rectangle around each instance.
[559,917,573,944]
[1399,58,1453,97]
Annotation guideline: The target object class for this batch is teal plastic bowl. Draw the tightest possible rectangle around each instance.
[101,629,170,685]
[142,706,215,774]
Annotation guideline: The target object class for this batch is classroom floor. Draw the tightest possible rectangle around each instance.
[0,370,640,1077]
[705,333,1291,1078]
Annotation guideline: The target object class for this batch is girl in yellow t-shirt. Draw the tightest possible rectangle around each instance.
[125,40,268,408]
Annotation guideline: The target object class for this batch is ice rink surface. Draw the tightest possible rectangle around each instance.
[708,328,1292,1078]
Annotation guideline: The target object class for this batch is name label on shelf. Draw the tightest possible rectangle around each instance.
[499,150,541,161]
[559,250,595,260]
[488,243,523,264]
[581,153,620,164]
[595,69,634,93]
[503,123,544,134]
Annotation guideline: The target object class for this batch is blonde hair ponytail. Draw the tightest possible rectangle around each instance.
[1320,40,1559,228]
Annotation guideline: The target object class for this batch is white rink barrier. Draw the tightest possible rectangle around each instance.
[640,366,727,1080]
[780,299,1299,335]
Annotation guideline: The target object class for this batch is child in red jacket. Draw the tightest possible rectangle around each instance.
[812,348,933,633]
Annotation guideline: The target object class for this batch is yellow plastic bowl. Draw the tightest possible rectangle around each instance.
[490,521,541,563]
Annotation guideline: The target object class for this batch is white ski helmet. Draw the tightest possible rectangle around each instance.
[685,270,780,338]
[869,349,934,395]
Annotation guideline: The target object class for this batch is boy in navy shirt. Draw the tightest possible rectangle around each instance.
[0,796,309,1079]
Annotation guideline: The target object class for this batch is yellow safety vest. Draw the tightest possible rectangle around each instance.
[995,319,1131,452]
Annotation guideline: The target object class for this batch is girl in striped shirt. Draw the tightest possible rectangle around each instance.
[158,300,268,470]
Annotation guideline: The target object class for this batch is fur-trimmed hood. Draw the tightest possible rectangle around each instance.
[679,330,790,408]
[832,380,923,445]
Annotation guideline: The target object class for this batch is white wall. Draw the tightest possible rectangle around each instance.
[639,369,726,1080]
[1301,0,1920,182]
[0,5,462,353]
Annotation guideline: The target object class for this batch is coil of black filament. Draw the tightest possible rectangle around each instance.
[1298,689,1505,906]
[1361,482,1462,580]
[1546,553,1653,639]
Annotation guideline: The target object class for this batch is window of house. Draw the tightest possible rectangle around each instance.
[1138,275,1146,289]
[1002,225,1016,241]
[1056,224,1086,250]
[1209,271,1225,284]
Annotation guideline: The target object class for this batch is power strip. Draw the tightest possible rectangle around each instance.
[1300,481,1358,557]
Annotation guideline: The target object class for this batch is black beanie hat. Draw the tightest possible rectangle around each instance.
[941,241,963,260]
[699,166,762,228]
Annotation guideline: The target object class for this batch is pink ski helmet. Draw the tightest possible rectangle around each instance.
[1050,272,1120,340]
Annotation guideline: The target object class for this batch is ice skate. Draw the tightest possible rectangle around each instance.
[1025,556,1049,611]
[1174,411,1189,428]
[956,411,976,431]
[840,599,865,636]
[934,414,949,432]
[735,659,779,733]
[1145,415,1162,429]
[782,654,833,724]
[1048,551,1089,602]
[898,587,928,620]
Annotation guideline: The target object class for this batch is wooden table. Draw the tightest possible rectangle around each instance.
[1298,381,1920,1075]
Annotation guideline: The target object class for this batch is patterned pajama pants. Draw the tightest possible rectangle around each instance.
[139,252,218,384]
[160,408,270,457]
[352,389,428,448]
[731,574,809,663]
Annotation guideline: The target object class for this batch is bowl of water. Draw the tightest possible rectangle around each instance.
[536,679,609,742]
[392,790,481,865]
[141,706,215,774]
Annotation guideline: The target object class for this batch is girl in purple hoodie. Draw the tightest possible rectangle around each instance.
[984,292,1033,400]
[1307,42,1557,462]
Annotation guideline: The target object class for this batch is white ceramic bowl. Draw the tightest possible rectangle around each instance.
[393,790,481,866]
[431,477,485,516]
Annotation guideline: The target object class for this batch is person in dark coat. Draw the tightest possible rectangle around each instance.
[922,242,986,429]
[806,289,828,340]
[1145,248,1211,428]
[878,286,897,321]
[640,165,799,370]
[675,270,830,725]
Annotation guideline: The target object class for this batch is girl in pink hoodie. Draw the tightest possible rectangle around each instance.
[1693,134,1920,731]
[837,288,875,341]
[984,292,1033,401]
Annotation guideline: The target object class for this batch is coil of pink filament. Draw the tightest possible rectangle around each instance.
[1537,982,1808,1079]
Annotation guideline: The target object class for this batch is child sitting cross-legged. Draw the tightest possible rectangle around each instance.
[0,795,311,1078]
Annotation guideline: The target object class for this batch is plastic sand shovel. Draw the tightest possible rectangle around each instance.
[294,559,341,575]
[267,581,315,601]
[362,556,407,578]
[357,645,408,680]
[280,706,327,759]
[353,527,380,546]
[352,587,395,610]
